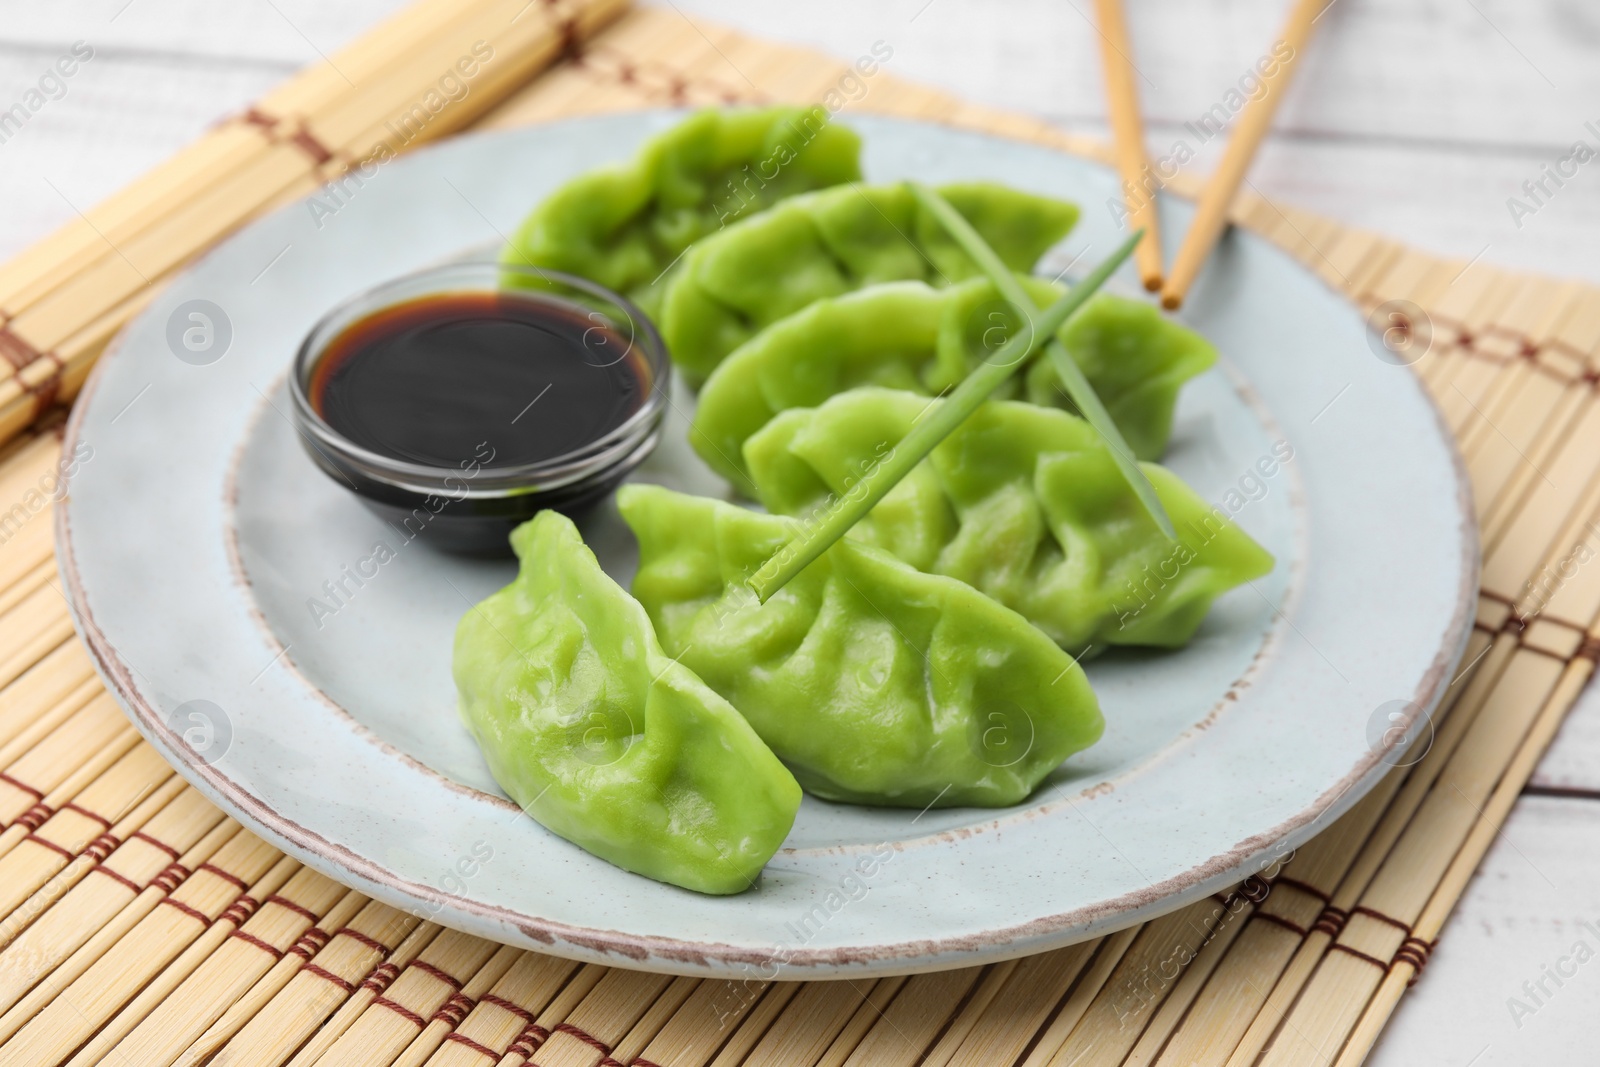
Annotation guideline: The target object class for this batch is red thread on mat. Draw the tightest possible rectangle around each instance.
[0,772,42,802]
[1237,875,1272,905]
[159,897,211,925]
[1393,936,1435,985]
[555,1022,613,1056]
[431,992,475,1027]
[264,894,319,923]
[302,964,355,993]
[1273,876,1331,905]
[27,835,75,861]
[231,930,284,960]
[334,926,391,954]
[222,895,260,927]
[130,831,180,861]
[1252,911,1309,938]
[479,994,535,1023]
[92,865,141,894]
[287,125,335,166]
[444,1031,499,1059]
[1576,636,1600,663]
[508,1022,551,1058]
[86,833,120,862]
[151,862,191,893]
[289,928,331,959]
[410,960,463,989]
[1329,943,1389,971]
[60,802,111,830]
[0,326,40,371]
[1312,906,1348,938]
[15,804,52,832]
[1350,906,1412,935]
[239,106,279,130]
[362,962,401,994]
[372,995,426,1028]
[197,862,249,891]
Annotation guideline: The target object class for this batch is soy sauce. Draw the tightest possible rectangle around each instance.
[309,291,650,470]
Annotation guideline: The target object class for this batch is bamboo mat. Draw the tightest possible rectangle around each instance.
[0,3,1596,1065]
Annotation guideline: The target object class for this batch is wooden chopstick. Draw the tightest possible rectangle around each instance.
[1160,0,1330,310]
[1092,0,1163,292]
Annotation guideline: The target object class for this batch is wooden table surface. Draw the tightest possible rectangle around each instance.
[2,2,1597,1062]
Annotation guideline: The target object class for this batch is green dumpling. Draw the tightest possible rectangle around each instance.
[743,387,1274,651]
[660,181,1080,385]
[502,107,862,318]
[453,510,801,895]
[619,483,1104,808]
[690,277,1216,489]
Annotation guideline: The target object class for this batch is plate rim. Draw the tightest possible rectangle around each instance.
[53,110,1481,976]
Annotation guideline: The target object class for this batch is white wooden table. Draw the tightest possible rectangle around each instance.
[3,2,1597,1061]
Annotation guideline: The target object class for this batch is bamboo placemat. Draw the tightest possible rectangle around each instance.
[0,4,1596,1065]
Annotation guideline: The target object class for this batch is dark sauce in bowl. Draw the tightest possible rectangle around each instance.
[309,293,647,470]
[290,264,667,555]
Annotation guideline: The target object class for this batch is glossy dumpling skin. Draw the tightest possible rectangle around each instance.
[502,107,862,318]
[618,483,1104,808]
[690,277,1216,490]
[659,182,1080,385]
[453,510,801,895]
[743,387,1275,652]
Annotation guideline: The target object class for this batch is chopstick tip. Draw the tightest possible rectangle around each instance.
[1159,290,1182,311]
[1141,273,1163,294]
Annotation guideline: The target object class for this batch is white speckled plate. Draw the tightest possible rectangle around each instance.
[56,113,1476,978]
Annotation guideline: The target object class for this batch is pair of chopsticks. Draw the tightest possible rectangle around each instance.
[1093,0,1329,309]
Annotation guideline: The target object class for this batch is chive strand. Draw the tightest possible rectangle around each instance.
[908,182,1177,540]
[747,229,1143,603]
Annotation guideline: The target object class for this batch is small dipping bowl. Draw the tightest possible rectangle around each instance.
[289,258,667,554]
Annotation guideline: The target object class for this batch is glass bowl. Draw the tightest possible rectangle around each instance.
[288,257,667,554]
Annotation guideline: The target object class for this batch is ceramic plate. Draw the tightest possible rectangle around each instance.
[56,113,1476,978]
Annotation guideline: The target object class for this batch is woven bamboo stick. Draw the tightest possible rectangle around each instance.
[0,724,141,860]
[388,943,522,1067]
[494,962,610,1067]
[713,982,832,1067]
[0,584,75,691]
[0,692,126,804]
[211,900,430,1067]
[0,787,224,1015]
[0,818,241,1045]
[59,854,304,1067]
[280,919,444,1067]
[939,944,1102,1067]
[0,560,52,618]
[1017,927,1140,1067]
[0,674,98,771]
[509,965,676,1067]
[168,888,368,1067]
[76,861,347,1067]
[0,830,284,1066]
[308,927,502,1067]
[413,949,579,1067]
[0,742,173,921]
[624,972,774,1062]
